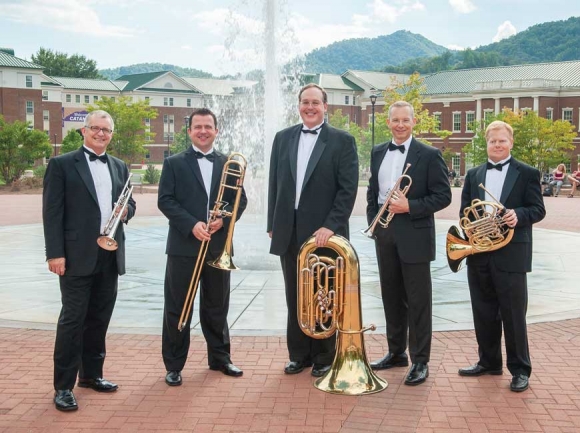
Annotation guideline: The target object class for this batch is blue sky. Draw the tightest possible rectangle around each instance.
[0,0,578,76]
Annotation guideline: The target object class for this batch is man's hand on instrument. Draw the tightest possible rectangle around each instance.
[193,222,212,241]
[313,227,334,247]
[48,257,66,276]
[503,209,518,228]
[388,192,410,214]
[207,217,223,234]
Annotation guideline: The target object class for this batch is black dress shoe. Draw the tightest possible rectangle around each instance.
[510,374,529,392]
[311,364,331,378]
[210,363,243,377]
[54,389,78,412]
[284,360,312,374]
[404,363,429,386]
[165,370,182,386]
[370,353,409,370]
[458,363,503,377]
[77,377,118,393]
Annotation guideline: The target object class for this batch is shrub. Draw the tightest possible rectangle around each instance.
[33,164,47,178]
[143,164,160,185]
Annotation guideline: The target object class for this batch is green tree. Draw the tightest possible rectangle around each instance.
[60,128,83,154]
[171,126,189,155]
[31,47,102,79]
[87,96,158,164]
[328,109,372,171]
[0,116,52,184]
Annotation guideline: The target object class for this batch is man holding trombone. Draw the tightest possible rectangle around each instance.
[158,108,247,386]
[43,110,136,411]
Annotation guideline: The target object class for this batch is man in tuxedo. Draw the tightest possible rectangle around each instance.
[267,83,359,378]
[158,108,247,386]
[43,110,136,411]
[458,120,545,392]
[367,101,451,386]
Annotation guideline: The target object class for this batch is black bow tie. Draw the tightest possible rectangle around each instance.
[487,159,511,171]
[301,125,322,134]
[83,147,107,164]
[194,150,215,162]
[388,142,405,154]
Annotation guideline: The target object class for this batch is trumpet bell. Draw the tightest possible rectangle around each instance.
[97,235,118,251]
[208,251,239,271]
[360,227,375,239]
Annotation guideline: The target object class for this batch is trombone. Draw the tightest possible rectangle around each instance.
[97,174,133,251]
[361,163,412,238]
[178,153,247,332]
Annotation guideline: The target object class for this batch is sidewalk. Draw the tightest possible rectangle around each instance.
[0,188,579,432]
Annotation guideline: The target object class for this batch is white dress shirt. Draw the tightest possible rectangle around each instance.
[83,145,112,234]
[377,136,412,205]
[295,122,323,209]
[484,156,511,208]
[192,144,215,218]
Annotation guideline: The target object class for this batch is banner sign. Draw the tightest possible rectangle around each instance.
[63,111,88,122]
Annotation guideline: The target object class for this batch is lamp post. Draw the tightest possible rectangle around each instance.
[53,134,57,157]
[370,94,378,147]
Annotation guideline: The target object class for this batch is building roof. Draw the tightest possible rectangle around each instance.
[50,77,122,91]
[182,77,256,96]
[343,70,408,91]
[0,51,43,69]
[115,71,167,91]
[318,74,364,91]
[423,60,580,95]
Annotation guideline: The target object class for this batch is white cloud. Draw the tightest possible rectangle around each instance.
[493,21,517,42]
[446,44,464,51]
[449,0,477,14]
[0,0,135,37]
[181,45,192,51]
[193,8,263,37]
[371,0,425,24]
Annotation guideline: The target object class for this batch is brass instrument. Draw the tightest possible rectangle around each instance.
[178,153,247,332]
[97,174,133,251]
[446,183,514,272]
[298,234,387,395]
[361,163,412,238]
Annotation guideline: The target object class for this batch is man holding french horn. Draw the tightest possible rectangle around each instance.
[457,120,545,392]
[366,101,451,386]
[43,110,136,411]
[158,108,247,387]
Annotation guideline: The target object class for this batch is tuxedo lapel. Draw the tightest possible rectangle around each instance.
[404,138,422,179]
[302,124,328,191]
[500,159,520,204]
[210,151,225,202]
[74,148,99,206]
[289,125,300,183]
[184,146,207,200]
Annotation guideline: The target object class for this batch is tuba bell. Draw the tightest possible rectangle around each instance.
[177,152,246,331]
[446,183,514,272]
[298,234,387,395]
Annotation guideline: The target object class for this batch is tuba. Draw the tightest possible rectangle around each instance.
[361,163,412,238]
[178,153,247,331]
[446,183,514,272]
[298,235,387,395]
[97,174,134,251]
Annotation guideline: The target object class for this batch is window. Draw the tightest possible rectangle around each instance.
[465,112,475,132]
[187,98,192,107]
[144,118,151,126]
[164,114,174,125]
[66,94,71,103]
[452,112,461,132]
[84,95,89,103]
[42,90,48,101]
[345,95,349,105]
[452,155,461,175]
[164,97,174,106]
[93,96,98,102]
[163,132,174,142]
[145,96,150,102]
[169,97,174,106]
[433,112,441,131]
[75,95,81,103]
[368,113,374,125]
[352,96,356,106]
[484,110,494,121]
[43,110,49,121]
[563,108,573,122]
[26,101,34,114]
[26,75,32,88]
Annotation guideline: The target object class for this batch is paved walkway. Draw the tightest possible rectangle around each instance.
[0,188,579,432]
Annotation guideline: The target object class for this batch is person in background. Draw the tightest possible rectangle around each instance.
[567,166,580,197]
[549,163,566,197]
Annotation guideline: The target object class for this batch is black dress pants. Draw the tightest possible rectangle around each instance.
[280,224,336,365]
[162,253,231,372]
[374,226,432,364]
[54,248,118,390]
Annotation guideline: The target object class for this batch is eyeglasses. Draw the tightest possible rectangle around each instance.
[85,125,113,135]
[300,100,324,108]
[389,119,413,125]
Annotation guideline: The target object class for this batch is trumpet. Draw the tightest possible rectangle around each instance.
[361,163,412,238]
[446,183,514,272]
[97,174,133,251]
[178,152,247,332]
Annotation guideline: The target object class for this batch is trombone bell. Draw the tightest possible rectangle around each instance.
[208,251,239,271]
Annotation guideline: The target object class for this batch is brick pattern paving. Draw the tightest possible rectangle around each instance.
[0,319,578,433]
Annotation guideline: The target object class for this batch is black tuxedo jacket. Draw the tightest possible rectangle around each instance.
[461,158,545,273]
[366,138,451,263]
[267,123,359,256]
[43,147,136,276]
[158,146,247,257]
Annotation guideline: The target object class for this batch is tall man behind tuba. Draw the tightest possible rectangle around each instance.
[366,101,451,386]
[457,120,545,393]
[158,108,247,387]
